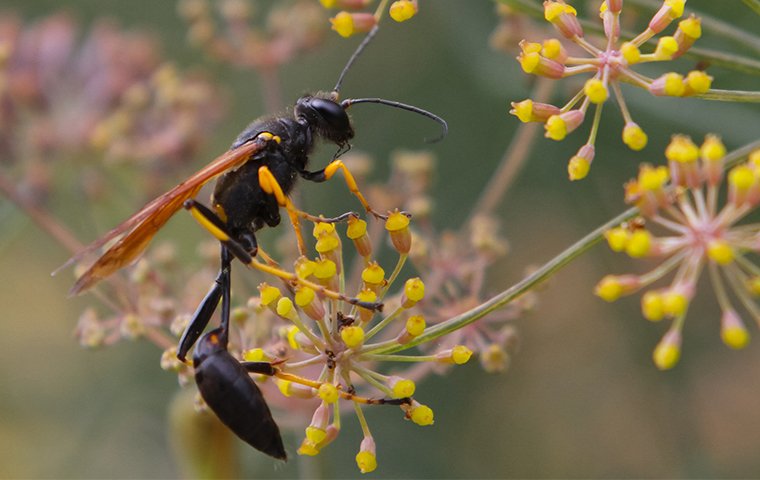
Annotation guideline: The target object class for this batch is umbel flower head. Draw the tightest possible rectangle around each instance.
[596,135,760,370]
[162,208,473,474]
[510,0,710,180]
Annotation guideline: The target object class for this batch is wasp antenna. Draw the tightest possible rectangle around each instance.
[341,97,448,143]
[333,24,380,95]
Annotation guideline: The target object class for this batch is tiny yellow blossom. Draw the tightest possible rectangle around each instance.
[678,16,702,41]
[390,378,416,398]
[341,325,365,347]
[405,315,426,336]
[620,42,640,64]
[389,1,417,22]
[356,451,377,474]
[721,310,750,349]
[243,348,267,362]
[298,439,320,456]
[662,290,689,317]
[625,230,652,258]
[700,135,726,162]
[330,11,376,37]
[545,114,568,141]
[622,123,648,151]
[641,290,665,321]
[305,426,327,445]
[605,227,630,252]
[684,70,712,95]
[653,336,681,370]
[584,78,608,104]
[409,403,434,426]
[361,262,385,285]
[707,240,734,265]
[663,72,686,96]
[654,36,678,60]
[568,155,590,180]
[542,38,565,60]
[595,275,628,302]
[451,345,473,364]
[318,383,340,403]
[665,135,699,163]
[402,277,425,307]
[638,165,669,191]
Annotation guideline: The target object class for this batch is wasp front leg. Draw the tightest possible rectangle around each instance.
[257,166,361,256]
[299,159,387,220]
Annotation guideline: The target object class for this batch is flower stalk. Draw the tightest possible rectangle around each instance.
[372,138,760,356]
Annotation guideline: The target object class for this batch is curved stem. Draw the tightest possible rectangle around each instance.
[471,77,556,217]
[374,205,639,355]
[371,139,760,356]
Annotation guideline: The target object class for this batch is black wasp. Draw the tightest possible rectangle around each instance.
[64,25,446,461]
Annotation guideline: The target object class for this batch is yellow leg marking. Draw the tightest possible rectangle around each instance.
[324,160,385,219]
[258,166,307,255]
[189,206,231,242]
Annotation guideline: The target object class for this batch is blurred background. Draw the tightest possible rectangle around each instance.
[1,0,760,478]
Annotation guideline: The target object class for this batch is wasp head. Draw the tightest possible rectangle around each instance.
[295,94,355,148]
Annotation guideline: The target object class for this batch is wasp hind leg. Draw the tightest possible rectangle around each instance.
[177,246,234,362]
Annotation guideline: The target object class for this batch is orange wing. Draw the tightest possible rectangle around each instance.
[65,138,267,296]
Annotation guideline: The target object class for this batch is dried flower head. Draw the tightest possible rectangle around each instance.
[0,11,224,202]
[177,0,328,69]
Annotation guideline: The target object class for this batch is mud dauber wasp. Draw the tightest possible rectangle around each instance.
[61,25,446,461]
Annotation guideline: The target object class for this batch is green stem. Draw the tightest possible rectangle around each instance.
[696,89,760,102]
[370,140,760,356]
[373,206,638,355]
[359,353,437,363]
[743,0,760,16]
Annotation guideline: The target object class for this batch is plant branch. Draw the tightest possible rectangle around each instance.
[371,139,760,355]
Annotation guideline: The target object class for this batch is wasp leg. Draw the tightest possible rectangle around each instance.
[241,361,277,376]
[258,166,362,253]
[183,199,383,312]
[257,166,308,255]
[299,159,387,220]
[177,247,234,362]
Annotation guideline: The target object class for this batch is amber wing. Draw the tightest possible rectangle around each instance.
[66,139,266,296]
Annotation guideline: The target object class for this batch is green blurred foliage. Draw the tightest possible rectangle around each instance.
[1,1,760,478]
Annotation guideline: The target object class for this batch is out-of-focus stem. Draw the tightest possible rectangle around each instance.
[470,77,555,218]
[0,173,83,253]
[743,0,760,16]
